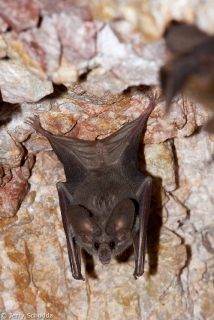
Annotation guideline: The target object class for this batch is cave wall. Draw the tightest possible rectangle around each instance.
[0,1,214,319]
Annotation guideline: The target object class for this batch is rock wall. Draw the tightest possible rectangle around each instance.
[0,1,213,319]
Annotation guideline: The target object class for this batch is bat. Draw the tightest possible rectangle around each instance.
[25,100,155,280]
[160,23,214,131]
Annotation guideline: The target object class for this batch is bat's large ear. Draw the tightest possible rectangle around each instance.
[105,199,136,241]
[68,205,101,243]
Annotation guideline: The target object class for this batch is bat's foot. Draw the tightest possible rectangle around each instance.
[73,273,85,281]
[25,115,40,126]
[146,92,161,112]
[25,115,46,135]
[133,270,144,280]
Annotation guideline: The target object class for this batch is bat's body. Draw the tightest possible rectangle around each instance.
[26,101,155,280]
[160,23,214,132]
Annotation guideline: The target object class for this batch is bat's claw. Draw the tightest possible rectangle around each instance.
[25,115,45,134]
[25,115,40,127]
[73,274,85,281]
[147,91,162,107]
[133,270,144,279]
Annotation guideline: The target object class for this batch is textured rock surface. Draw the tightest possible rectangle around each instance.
[0,0,213,102]
[0,156,33,219]
[0,1,213,320]
[0,86,213,319]
[0,150,187,319]
[173,132,214,320]
[0,86,210,148]
[0,59,53,103]
[90,0,214,39]
[0,0,40,32]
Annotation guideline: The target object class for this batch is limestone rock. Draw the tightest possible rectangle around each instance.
[172,130,214,319]
[0,35,6,58]
[0,155,33,219]
[0,151,187,319]
[143,140,176,191]
[0,59,53,103]
[90,0,214,39]
[0,0,213,99]
[0,129,24,168]
[92,23,165,88]
[0,16,8,33]
[4,17,61,79]
[0,0,40,32]
[0,1,213,319]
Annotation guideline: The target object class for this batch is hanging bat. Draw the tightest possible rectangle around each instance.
[160,23,214,131]
[25,100,155,280]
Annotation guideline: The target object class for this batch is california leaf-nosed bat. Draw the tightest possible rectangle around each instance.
[160,23,214,131]
[26,100,155,280]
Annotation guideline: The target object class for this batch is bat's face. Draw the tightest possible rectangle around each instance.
[68,198,138,264]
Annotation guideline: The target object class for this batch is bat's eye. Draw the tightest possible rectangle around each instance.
[109,241,115,249]
[94,242,99,250]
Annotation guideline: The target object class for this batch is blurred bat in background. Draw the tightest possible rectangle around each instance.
[160,22,214,132]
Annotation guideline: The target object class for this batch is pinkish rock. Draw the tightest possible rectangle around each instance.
[0,129,24,168]
[15,16,61,77]
[0,35,7,58]
[0,156,33,219]
[52,8,97,65]
[144,140,176,192]
[0,15,8,33]
[0,0,40,32]
[94,23,165,87]
[0,59,53,103]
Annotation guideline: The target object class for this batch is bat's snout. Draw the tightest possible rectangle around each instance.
[100,260,110,265]
[98,246,111,265]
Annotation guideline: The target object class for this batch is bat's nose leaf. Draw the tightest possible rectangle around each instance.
[98,247,111,265]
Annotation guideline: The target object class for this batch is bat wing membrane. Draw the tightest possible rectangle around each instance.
[26,101,156,280]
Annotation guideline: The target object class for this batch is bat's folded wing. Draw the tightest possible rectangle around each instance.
[26,102,155,187]
[101,101,155,167]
